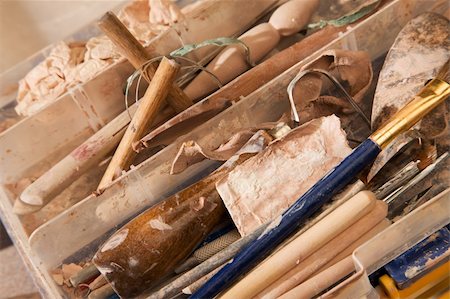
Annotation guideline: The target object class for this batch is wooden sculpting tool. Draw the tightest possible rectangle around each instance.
[97,12,192,189]
[15,100,173,213]
[142,0,386,149]
[278,220,391,298]
[98,11,191,113]
[256,200,387,299]
[220,191,377,299]
[97,57,179,190]
[191,61,450,299]
[282,256,354,299]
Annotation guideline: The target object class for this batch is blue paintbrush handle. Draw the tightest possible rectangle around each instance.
[191,138,381,298]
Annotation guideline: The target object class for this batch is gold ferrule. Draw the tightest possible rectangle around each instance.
[371,78,450,148]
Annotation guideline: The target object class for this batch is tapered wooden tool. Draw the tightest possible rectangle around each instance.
[15,100,173,213]
[256,200,387,299]
[98,11,192,113]
[98,57,180,190]
[220,191,377,299]
[192,60,450,299]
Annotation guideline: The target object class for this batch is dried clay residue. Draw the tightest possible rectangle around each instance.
[148,216,173,230]
[101,228,129,252]
[217,115,351,236]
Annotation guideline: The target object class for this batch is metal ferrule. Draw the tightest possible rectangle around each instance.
[370,78,450,148]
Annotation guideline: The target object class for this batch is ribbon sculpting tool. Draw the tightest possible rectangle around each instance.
[191,60,450,298]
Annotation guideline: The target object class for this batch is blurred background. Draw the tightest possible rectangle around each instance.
[0,0,121,72]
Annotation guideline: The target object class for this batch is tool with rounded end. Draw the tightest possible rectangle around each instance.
[220,191,377,299]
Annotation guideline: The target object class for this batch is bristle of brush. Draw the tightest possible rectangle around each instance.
[436,59,450,83]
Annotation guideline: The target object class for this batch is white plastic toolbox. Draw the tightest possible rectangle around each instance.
[0,0,279,184]
[0,0,448,298]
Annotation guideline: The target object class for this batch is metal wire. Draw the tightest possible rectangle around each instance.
[124,52,225,119]
[124,56,165,120]
[287,68,371,128]
[174,55,223,89]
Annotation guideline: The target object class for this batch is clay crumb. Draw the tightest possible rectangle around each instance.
[405,265,421,278]
[149,216,173,230]
[101,228,129,252]
[62,263,83,280]
[52,273,64,286]
[192,196,205,211]
[128,257,139,268]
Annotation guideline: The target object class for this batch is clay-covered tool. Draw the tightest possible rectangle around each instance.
[93,131,273,297]
[139,1,386,151]
[371,13,449,132]
[192,58,450,299]
[97,12,193,189]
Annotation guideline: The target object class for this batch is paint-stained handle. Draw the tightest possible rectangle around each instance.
[192,139,381,298]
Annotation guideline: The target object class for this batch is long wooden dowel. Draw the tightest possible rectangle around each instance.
[220,191,377,299]
[256,200,387,299]
[282,256,354,299]
[98,11,192,112]
[98,57,180,190]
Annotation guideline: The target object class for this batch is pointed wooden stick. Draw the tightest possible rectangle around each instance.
[98,11,192,112]
[98,57,180,190]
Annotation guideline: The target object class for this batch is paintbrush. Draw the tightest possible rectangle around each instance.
[191,60,450,298]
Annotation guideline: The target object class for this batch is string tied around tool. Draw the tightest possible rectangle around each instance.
[124,37,254,120]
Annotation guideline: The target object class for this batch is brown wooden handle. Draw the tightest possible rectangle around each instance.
[99,11,152,71]
[94,171,226,297]
[98,11,192,112]
[92,131,273,297]
[98,57,180,190]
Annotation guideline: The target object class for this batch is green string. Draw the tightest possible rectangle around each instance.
[169,37,254,67]
[308,1,380,30]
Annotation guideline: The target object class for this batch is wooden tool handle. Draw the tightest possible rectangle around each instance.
[98,57,180,190]
[257,201,387,299]
[99,11,152,72]
[98,11,192,112]
[280,256,354,299]
[221,191,377,299]
[94,171,226,297]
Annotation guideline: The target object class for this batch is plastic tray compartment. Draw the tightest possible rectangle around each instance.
[1,0,448,297]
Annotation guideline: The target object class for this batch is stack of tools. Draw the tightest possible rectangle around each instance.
[0,0,448,298]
